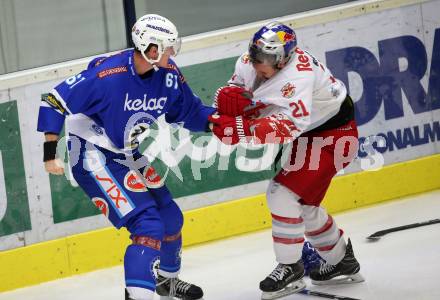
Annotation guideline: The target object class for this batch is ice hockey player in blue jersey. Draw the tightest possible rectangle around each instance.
[37,14,215,300]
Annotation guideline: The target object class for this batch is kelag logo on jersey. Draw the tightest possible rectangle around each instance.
[326,28,440,157]
[124,93,168,112]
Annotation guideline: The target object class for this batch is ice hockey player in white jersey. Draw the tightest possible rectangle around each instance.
[209,21,364,299]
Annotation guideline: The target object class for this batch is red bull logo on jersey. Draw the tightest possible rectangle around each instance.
[124,93,168,112]
[92,197,109,217]
[281,82,296,98]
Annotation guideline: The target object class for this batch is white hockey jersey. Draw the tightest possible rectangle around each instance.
[228,47,347,138]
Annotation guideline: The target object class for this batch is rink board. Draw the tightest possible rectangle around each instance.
[1,0,440,293]
[0,154,439,292]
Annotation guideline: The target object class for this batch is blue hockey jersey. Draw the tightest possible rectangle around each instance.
[37,49,214,151]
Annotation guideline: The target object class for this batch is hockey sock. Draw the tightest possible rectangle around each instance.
[124,244,160,293]
[159,232,182,276]
[158,201,183,276]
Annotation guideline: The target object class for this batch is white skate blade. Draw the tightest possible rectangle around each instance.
[261,279,306,300]
[312,272,365,286]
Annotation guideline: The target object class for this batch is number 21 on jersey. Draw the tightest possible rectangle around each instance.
[290,100,309,118]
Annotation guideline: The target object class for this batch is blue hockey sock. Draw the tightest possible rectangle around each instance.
[159,234,182,275]
[157,200,183,275]
[124,244,160,291]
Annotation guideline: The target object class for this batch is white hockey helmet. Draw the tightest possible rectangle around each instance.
[131,14,181,63]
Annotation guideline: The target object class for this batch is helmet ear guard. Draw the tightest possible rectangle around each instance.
[131,14,181,64]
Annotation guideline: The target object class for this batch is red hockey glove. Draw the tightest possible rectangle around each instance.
[209,113,300,145]
[214,85,266,117]
[208,114,252,145]
[251,114,300,144]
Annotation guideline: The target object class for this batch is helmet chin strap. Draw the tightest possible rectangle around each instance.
[141,52,162,65]
[276,52,294,69]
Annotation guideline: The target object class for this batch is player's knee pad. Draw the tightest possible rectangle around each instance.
[267,180,303,217]
[302,205,328,228]
[159,200,183,237]
[126,207,165,242]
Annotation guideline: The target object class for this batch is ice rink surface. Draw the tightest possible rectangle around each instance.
[1,189,439,300]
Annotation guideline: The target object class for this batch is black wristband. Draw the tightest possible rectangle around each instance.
[43,141,58,162]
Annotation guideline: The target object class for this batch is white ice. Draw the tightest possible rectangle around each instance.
[1,190,439,300]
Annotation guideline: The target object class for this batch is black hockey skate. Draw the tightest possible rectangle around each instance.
[155,275,203,300]
[310,238,364,285]
[125,288,131,300]
[260,260,306,300]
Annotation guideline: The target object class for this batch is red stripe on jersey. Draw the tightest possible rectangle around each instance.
[305,216,334,237]
[271,213,303,224]
[273,236,305,245]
